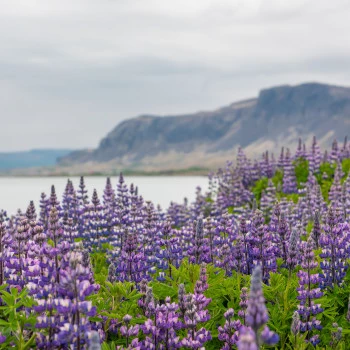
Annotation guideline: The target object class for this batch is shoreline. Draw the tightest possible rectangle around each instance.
[0,167,211,177]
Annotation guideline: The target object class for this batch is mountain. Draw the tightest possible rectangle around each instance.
[0,149,73,170]
[59,82,350,172]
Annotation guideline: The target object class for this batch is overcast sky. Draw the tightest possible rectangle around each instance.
[1,0,350,151]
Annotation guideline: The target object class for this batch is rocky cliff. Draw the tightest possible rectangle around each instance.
[59,83,350,171]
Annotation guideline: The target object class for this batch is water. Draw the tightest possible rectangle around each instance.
[0,176,209,215]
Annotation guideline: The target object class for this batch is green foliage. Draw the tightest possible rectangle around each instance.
[93,257,350,349]
[251,158,348,205]
[306,221,313,234]
[149,261,252,349]
[90,250,110,283]
[342,158,350,178]
[277,193,300,204]
[313,159,350,201]
[294,158,309,188]
[272,169,283,188]
[252,177,269,203]
[227,206,234,214]
[205,197,214,203]
[319,162,337,179]
[88,281,141,331]
[263,272,299,349]
[0,286,37,350]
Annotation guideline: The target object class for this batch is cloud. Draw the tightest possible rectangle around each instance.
[0,0,350,150]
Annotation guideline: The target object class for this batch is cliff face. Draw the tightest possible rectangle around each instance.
[59,83,350,170]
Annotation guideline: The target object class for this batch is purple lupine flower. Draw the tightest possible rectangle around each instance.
[319,207,348,288]
[259,151,275,179]
[287,228,300,274]
[237,327,258,350]
[238,219,251,275]
[238,287,249,325]
[194,263,209,294]
[26,200,37,222]
[311,211,321,249]
[308,136,321,174]
[188,218,210,264]
[55,251,99,348]
[213,214,237,276]
[283,148,297,194]
[260,325,279,345]
[330,323,342,348]
[120,315,140,348]
[114,230,150,283]
[141,297,181,349]
[278,147,285,169]
[245,265,279,347]
[329,163,343,205]
[330,139,340,164]
[204,217,215,263]
[0,222,7,285]
[88,331,101,350]
[276,214,290,264]
[62,180,78,224]
[342,173,350,219]
[178,283,187,318]
[249,210,276,281]
[260,179,276,216]
[297,237,323,343]
[78,176,89,206]
[295,138,305,159]
[180,276,212,349]
[107,262,117,283]
[218,308,242,349]
[246,265,268,335]
[291,311,300,336]
[143,286,156,318]
[156,219,182,280]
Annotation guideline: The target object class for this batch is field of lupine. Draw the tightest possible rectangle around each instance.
[0,136,350,349]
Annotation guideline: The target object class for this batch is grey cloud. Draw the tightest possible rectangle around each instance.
[1,0,350,151]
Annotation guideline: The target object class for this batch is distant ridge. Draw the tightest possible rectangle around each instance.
[58,82,350,172]
[0,149,73,170]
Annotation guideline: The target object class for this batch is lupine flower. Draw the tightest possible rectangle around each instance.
[188,218,210,264]
[291,311,300,336]
[194,263,209,294]
[120,315,140,348]
[141,297,181,349]
[330,323,342,348]
[283,148,297,194]
[238,287,249,325]
[218,308,242,349]
[311,211,321,249]
[114,230,150,283]
[249,210,276,281]
[179,269,212,349]
[246,266,268,335]
[297,237,323,344]
[319,207,348,288]
[287,228,300,273]
[244,265,279,347]
[88,331,101,350]
[237,328,258,350]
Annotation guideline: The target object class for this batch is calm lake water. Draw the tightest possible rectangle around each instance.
[0,176,209,215]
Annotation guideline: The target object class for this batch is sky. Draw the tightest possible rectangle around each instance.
[1,0,350,151]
